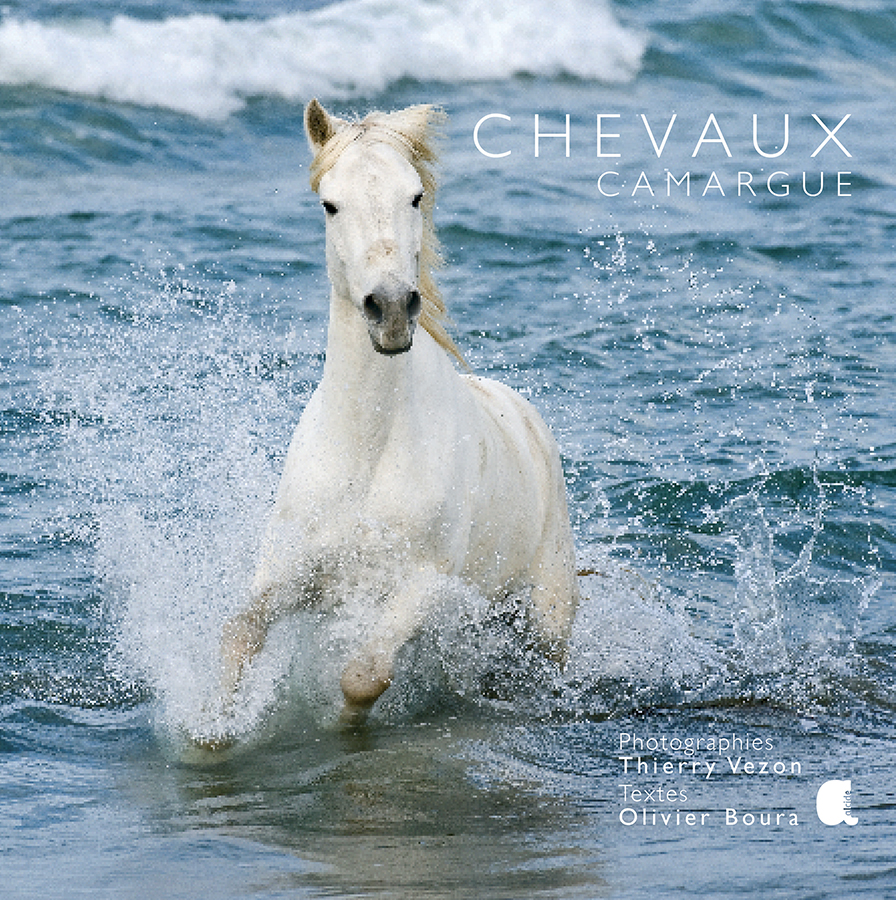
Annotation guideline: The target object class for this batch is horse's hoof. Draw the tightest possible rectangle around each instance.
[189,732,236,753]
[338,701,373,728]
[340,655,392,707]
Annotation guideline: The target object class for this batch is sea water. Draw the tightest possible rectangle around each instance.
[1,1,894,897]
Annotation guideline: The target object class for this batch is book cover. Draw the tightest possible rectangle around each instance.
[0,1,892,897]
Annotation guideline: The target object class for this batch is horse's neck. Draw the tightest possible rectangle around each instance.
[318,289,430,452]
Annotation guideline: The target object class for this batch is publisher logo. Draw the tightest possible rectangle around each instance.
[816,779,858,826]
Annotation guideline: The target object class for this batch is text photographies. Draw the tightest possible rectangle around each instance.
[472,113,853,199]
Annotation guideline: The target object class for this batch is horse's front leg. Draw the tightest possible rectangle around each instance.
[339,569,441,723]
[181,588,282,752]
[220,594,276,699]
[219,566,317,701]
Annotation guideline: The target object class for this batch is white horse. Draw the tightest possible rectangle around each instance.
[220,99,579,723]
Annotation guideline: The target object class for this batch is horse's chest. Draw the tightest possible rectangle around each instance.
[283,440,458,561]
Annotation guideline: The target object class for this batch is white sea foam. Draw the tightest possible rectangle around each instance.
[0,0,645,118]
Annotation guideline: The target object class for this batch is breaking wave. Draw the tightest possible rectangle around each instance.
[0,0,645,118]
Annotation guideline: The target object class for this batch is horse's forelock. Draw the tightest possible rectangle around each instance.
[308,105,443,193]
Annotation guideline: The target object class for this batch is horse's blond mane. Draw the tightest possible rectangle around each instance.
[308,105,466,367]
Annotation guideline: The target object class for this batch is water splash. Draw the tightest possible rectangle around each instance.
[24,259,884,752]
[728,498,790,674]
[696,474,881,715]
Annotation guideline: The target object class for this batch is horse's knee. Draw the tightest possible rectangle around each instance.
[340,653,392,707]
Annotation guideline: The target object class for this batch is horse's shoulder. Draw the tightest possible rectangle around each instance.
[460,372,559,463]
[461,373,543,423]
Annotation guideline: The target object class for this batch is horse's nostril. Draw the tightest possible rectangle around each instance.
[407,290,421,319]
[363,294,384,324]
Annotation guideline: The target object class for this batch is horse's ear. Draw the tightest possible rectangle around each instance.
[305,98,339,153]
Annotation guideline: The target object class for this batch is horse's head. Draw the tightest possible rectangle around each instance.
[306,99,428,356]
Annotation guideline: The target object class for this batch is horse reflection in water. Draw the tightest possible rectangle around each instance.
[218,99,579,730]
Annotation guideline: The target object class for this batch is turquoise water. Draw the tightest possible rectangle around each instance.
[2,1,894,897]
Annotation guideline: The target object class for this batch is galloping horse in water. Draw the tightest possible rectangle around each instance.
[220,99,579,723]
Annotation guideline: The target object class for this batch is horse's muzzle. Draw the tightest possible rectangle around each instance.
[362,285,421,355]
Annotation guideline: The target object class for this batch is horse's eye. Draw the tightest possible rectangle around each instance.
[411,192,424,209]
[322,200,339,216]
